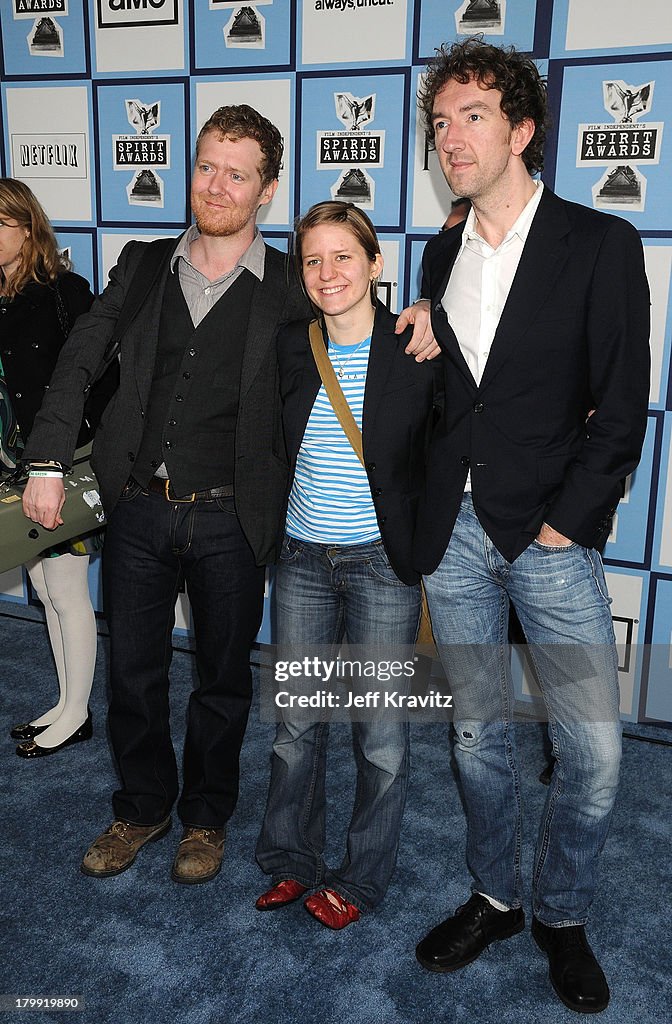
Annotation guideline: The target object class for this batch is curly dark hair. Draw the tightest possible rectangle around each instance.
[418,37,548,175]
[196,104,283,187]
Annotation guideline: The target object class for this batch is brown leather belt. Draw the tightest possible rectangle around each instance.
[145,477,234,503]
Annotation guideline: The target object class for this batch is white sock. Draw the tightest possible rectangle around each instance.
[477,892,511,913]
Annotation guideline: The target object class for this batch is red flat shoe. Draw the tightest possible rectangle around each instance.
[304,889,361,930]
[255,879,308,911]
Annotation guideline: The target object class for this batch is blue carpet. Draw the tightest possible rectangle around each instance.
[2,612,671,1024]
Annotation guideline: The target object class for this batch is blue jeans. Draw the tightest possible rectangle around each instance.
[103,483,265,827]
[255,535,421,911]
[423,494,621,926]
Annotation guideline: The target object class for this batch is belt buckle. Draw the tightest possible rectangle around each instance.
[164,480,196,502]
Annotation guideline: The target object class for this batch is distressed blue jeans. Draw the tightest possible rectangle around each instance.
[256,535,421,911]
[423,494,621,926]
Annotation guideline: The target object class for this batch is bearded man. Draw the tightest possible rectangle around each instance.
[22,105,311,885]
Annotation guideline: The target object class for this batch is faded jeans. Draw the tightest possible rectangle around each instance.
[256,535,421,911]
[423,494,621,925]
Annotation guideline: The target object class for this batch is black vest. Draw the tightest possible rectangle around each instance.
[133,268,254,496]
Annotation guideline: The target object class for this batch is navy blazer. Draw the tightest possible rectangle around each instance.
[414,186,651,571]
[278,301,441,585]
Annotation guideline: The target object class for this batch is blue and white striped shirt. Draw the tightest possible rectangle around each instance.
[285,336,380,544]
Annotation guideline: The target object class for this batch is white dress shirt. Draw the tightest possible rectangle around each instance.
[442,181,544,489]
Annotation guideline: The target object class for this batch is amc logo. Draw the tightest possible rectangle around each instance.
[97,0,179,29]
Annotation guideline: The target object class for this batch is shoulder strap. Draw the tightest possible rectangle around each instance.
[307,318,365,468]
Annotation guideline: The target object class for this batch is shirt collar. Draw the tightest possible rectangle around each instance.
[170,225,266,281]
[458,180,544,256]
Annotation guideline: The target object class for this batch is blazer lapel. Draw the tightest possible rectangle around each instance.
[240,262,286,397]
[361,303,397,443]
[479,188,572,390]
[111,238,176,407]
[292,322,323,459]
[429,231,477,387]
[130,261,171,406]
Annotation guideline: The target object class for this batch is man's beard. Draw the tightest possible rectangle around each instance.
[192,195,257,238]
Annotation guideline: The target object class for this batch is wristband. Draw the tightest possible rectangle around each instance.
[28,470,64,479]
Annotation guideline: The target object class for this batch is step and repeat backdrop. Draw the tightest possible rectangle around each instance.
[0,0,670,723]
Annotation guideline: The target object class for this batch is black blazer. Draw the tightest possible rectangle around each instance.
[278,302,441,585]
[0,273,93,443]
[24,237,311,565]
[414,187,651,571]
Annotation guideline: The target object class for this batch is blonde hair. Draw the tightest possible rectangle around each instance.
[0,178,69,299]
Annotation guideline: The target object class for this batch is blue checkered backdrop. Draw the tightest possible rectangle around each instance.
[1,0,670,724]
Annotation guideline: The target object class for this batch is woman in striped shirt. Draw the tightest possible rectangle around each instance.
[255,201,439,929]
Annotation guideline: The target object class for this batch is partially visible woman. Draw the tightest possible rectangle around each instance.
[0,178,97,758]
[255,201,440,929]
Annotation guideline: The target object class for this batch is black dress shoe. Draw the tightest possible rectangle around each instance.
[10,721,48,741]
[532,917,609,1013]
[416,893,525,972]
[15,712,93,759]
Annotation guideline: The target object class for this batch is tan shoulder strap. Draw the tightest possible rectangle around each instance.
[308,319,365,468]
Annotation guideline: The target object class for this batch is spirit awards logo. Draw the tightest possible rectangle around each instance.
[455,0,505,35]
[225,6,265,48]
[207,1,270,50]
[317,91,385,210]
[14,0,68,57]
[209,0,271,7]
[96,0,178,30]
[14,0,67,10]
[335,93,373,131]
[113,99,170,208]
[576,79,663,213]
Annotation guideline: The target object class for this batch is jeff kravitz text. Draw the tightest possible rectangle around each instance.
[274,689,453,710]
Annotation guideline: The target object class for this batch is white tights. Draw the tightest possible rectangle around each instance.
[24,553,97,748]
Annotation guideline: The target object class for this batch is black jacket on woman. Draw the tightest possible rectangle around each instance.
[277,301,442,585]
[0,272,94,445]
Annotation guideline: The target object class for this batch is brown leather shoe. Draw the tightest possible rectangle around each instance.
[81,818,171,878]
[171,826,225,885]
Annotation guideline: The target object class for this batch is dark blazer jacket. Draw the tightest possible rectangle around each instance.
[414,187,651,572]
[278,302,441,585]
[0,273,93,442]
[24,236,310,565]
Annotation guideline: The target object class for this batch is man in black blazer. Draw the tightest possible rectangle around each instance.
[412,41,650,1014]
[22,105,311,885]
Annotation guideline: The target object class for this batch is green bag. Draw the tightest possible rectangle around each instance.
[0,444,105,574]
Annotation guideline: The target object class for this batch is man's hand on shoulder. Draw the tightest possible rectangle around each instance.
[22,476,66,531]
[536,523,573,547]
[395,299,441,361]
